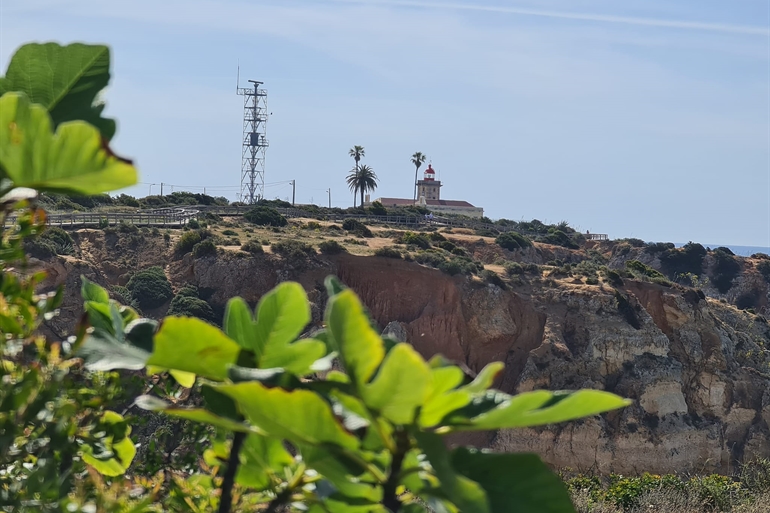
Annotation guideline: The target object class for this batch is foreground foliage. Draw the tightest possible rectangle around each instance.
[80,274,629,512]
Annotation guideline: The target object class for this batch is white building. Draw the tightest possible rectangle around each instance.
[370,164,484,218]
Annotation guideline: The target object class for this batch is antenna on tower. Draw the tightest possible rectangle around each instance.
[236,78,269,204]
[236,63,240,92]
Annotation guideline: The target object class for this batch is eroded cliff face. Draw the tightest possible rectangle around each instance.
[39,231,770,475]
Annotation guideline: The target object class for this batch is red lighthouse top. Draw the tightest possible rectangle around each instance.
[424,164,436,181]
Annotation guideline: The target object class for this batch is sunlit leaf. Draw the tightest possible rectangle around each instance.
[224,297,258,351]
[326,289,384,387]
[81,411,136,476]
[0,92,136,195]
[147,317,240,381]
[0,42,116,138]
[254,282,310,356]
[217,381,359,449]
[81,275,109,304]
[261,338,327,375]
[447,389,630,430]
[362,343,431,424]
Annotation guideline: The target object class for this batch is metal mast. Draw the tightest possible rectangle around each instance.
[237,79,268,204]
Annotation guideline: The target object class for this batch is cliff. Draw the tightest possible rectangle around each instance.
[35,227,770,475]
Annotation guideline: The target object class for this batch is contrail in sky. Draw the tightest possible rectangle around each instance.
[332,0,769,36]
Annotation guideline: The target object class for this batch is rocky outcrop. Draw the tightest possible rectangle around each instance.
[39,230,770,475]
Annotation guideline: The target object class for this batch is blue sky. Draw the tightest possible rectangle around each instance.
[2,0,769,246]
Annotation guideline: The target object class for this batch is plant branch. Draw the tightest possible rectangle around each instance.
[218,431,246,513]
[382,429,410,513]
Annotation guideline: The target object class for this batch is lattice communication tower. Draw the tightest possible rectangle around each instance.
[237,79,269,204]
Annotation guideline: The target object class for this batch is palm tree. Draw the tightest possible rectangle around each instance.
[348,145,365,207]
[411,151,426,202]
[346,165,378,208]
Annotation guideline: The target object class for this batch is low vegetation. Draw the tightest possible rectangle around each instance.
[496,231,532,251]
[126,266,173,309]
[318,239,346,254]
[244,206,288,227]
[566,461,770,512]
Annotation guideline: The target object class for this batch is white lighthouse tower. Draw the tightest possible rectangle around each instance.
[416,164,442,204]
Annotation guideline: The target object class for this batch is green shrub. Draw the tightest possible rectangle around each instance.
[626,260,666,280]
[604,269,624,287]
[414,250,446,268]
[437,240,457,252]
[539,230,579,249]
[481,269,506,288]
[192,240,217,258]
[736,289,763,311]
[187,218,200,229]
[26,226,75,258]
[400,231,431,249]
[644,241,676,254]
[660,242,706,277]
[97,217,109,229]
[126,266,173,309]
[439,257,482,276]
[272,240,315,262]
[711,248,741,293]
[504,262,524,275]
[475,228,498,237]
[176,284,200,298]
[168,294,216,323]
[622,238,646,247]
[606,473,668,509]
[241,240,264,254]
[244,206,287,227]
[117,220,139,234]
[175,230,204,254]
[428,232,447,242]
[374,246,402,259]
[319,240,346,255]
[305,221,322,230]
[221,229,237,236]
[496,232,532,251]
[368,201,387,216]
[342,218,373,238]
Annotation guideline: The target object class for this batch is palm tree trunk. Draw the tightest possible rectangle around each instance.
[413,166,418,203]
[353,159,360,208]
[361,186,365,207]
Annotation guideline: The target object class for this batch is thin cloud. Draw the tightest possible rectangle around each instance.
[332,0,770,36]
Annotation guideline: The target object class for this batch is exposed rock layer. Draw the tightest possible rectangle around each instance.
[40,231,770,475]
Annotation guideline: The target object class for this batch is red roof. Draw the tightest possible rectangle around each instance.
[425,164,435,174]
[376,197,477,208]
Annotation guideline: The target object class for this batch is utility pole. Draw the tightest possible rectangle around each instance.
[160,183,164,196]
[327,188,331,208]
[291,180,296,206]
[148,183,156,196]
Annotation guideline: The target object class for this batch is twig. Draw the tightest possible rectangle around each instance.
[218,431,247,513]
[382,429,410,513]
